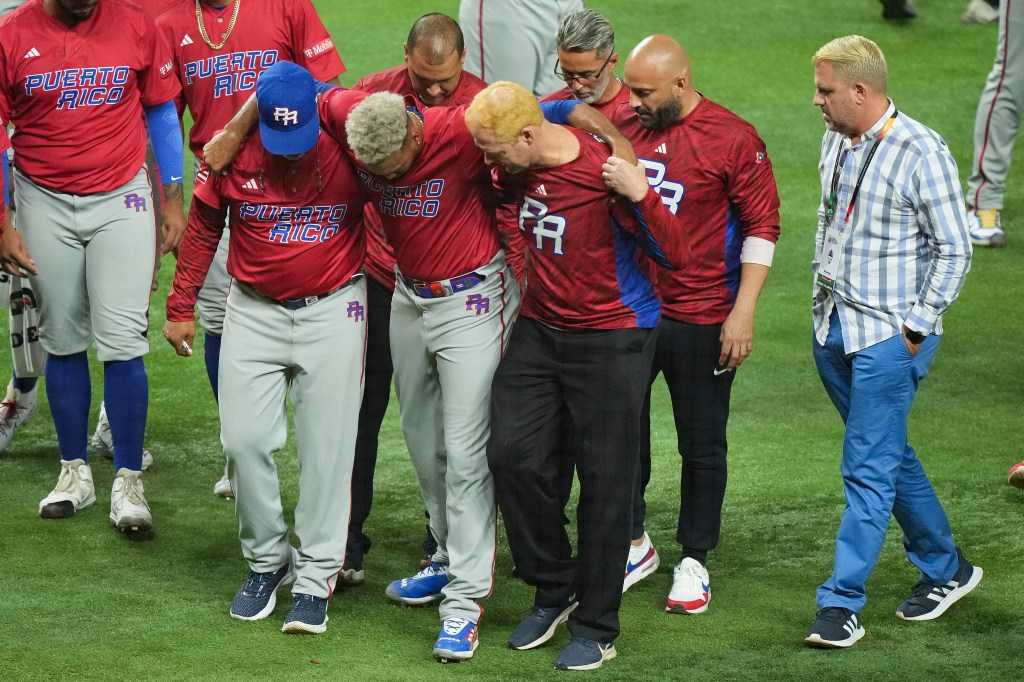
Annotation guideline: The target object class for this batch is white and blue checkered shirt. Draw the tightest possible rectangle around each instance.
[812,101,972,353]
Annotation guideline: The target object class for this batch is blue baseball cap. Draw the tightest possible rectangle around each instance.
[256,61,319,156]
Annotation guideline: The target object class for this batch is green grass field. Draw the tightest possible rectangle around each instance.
[2,0,1022,679]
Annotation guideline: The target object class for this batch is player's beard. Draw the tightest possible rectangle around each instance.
[636,97,683,131]
[573,78,610,105]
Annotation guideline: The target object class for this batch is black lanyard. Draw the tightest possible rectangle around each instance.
[825,110,898,225]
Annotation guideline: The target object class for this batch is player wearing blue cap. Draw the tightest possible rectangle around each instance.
[165,61,369,634]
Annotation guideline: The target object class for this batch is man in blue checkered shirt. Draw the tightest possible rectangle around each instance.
[803,35,981,650]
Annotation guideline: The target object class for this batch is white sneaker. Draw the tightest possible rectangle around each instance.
[91,402,153,470]
[39,458,96,519]
[968,208,1006,247]
[623,531,660,592]
[962,0,998,24]
[110,468,153,532]
[0,380,40,452]
[213,465,234,499]
[91,402,114,453]
[666,558,711,614]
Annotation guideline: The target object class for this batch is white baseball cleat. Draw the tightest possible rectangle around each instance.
[213,466,234,499]
[110,468,152,533]
[0,380,40,452]
[91,402,153,470]
[39,458,96,519]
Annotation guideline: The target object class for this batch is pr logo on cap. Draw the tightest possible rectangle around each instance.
[273,108,299,126]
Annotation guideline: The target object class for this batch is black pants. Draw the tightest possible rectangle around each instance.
[632,317,734,564]
[347,276,394,551]
[488,318,655,644]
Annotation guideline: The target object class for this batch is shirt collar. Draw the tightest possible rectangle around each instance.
[859,99,896,143]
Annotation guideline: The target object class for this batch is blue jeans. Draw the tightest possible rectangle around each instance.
[812,313,957,612]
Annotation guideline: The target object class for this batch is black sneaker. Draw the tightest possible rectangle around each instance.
[880,0,917,19]
[341,533,369,585]
[805,607,865,648]
[229,564,294,621]
[554,636,617,671]
[895,547,983,621]
[507,601,578,650]
[281,593,329,634]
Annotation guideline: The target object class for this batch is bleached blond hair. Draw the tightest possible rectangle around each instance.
[813,35,888,93]
[464,81,543,144]
[346,92,409,165]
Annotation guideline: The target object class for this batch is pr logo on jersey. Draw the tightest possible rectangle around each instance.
[23,48,40,60]
[124,194,148,212]
[159,60,174,78]
[179,34,194,47]
[466,294,490,316]
[347,301,365,322]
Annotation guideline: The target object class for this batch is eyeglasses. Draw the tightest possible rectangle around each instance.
[553,50,613,85]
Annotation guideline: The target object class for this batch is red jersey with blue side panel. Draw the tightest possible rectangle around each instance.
[352,66,489,291]
[0,0,180,193]
[318,92,501,282]
[608,96,781,325]
[515,127,682,330]
[155,0,344,156]
[166,120,367,319]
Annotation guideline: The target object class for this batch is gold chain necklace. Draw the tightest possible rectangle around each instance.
[196,0,241,51]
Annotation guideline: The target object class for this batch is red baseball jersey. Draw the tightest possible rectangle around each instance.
[352,66,489,290]
[609,96,780,325]
[155,0,344,155]
[515,128,678,330]
[166,126,366,319]
[135,0,176,15]
[0,0,180,193]
[319,93,500,282]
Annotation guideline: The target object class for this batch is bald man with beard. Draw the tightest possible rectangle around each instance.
[602,35,781,615]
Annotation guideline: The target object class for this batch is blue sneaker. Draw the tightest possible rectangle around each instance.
[230,564,294,621]
[282,593,329,634]
[433,617,478,662]
[554,636,617,671]
[507,601,577,650]
[385,561,449,605]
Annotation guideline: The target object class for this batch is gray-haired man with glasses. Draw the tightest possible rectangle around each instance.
[544,9,627,111]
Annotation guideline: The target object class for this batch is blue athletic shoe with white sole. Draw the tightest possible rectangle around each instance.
[282,593,329,634]
[386,561,450,605]
[554,636,617,671]
[230,564,294,621]
[433,617,478,662]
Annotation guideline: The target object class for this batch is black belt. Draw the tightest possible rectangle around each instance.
[273,274,363,310]
[401,271,486,299]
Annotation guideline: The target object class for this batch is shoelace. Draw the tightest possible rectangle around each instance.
[816,606,852,624]
[120,477,147,506]
[0,399,24,426]
[54,464,82,493]
[243,572,274,595]
[418,563,446,578]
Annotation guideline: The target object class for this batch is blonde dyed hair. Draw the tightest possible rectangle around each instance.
[812,35,888,93]
[465,81,543,144]
[346,92,409,165]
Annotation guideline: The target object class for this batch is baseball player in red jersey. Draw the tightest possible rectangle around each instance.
[342,13,488,583]
[0,0,184,535]
[155,0,344,497]
[469,81,684,672]
[603,35,781,615]
[164,62,368,634]
[202,75,625,661]
[342,91,520,663]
